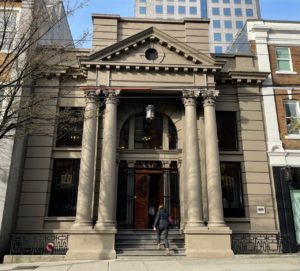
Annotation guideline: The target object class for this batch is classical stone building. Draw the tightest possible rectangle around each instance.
[230,19,300,253]
[5,15,280,262]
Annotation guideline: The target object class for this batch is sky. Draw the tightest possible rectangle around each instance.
[68,0,300,45]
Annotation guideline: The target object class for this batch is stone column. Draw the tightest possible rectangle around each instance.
[183,90,204,228]
[72,89,99,229]
[202,90,225,227]
[95,89,120,229]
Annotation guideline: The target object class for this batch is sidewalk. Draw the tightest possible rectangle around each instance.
[1,254,300,271]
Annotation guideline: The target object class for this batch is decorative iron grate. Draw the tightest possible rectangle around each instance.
[231,233,282,254]
[10,233,68,255]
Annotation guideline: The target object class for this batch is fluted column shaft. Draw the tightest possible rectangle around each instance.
[183,90,204,228]
[203,90,225,227]
[96,90,120,229]
[73,90,99,228]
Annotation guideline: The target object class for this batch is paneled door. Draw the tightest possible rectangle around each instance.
[134,174,150,229]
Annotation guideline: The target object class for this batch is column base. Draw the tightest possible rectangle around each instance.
[184,226,233,258]
[71,220,93,230]
[65,229,117,260]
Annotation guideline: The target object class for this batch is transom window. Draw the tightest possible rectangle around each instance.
[276,47,292,72]
[119,113,177,150]
[284,100,300,135]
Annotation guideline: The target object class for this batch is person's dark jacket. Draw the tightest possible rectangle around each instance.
[154,208,169,229]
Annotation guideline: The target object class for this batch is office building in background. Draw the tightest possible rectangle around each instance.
[135,0,260,53]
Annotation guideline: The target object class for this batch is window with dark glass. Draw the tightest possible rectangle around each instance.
[168,120,177,150]
[220,162,244,217]
[119,119,129,149]
[216,111,238,151]
[56,107,83,147]
[48,159,80,216]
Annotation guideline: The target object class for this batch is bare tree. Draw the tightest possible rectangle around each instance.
[0,0,89,139]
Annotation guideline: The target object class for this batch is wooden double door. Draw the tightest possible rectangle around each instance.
[134,170,163,229]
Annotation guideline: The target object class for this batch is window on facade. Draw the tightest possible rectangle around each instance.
[167,5,174,14]
[224,20,232,29]
[189,0,197,2]
[223,0,230,3]
[276,47,292,72]
[216,111,238,151]
[214,33,222,42]
[0,10,18,51]
[213,20,221,28]
[156,5,163,14]
[225,33,233,42]
[214,46,223,54]
[245,0,252,4]
[190,7,197,14]
[221,162,244,217]
[179,0,185,2]
[284,100,300,135]
[178,6,186,14]
[212,0,219,2]
[212,7,220,15]
[235,8,242,16]
[224,8,231,16]
[139,0,146,2]
[48,159,80,216]
[119,113,177,150]
[246,8,253,16]
[236,20,244,29]
[139,7,147,14]
[234,0,241,3]
[56,107,84,147]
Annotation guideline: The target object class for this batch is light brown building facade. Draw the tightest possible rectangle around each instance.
[5,15,281,262]
[231,20,300,253]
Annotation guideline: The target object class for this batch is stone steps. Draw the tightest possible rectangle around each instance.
[115,229,185,257]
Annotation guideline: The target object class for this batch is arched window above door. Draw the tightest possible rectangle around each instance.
[119,113,177,150]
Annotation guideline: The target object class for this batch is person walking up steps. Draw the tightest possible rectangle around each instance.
[153,204,170,255]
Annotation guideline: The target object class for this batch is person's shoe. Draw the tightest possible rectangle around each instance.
[166,248,170,255]
[157,243,161,250]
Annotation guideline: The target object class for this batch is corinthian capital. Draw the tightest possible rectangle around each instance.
[85,88,101,103]
[182,89,201,106]
[202,89,219,106]
[103,89,121,104]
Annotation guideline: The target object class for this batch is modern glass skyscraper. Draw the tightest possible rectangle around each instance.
[134,0,260,53]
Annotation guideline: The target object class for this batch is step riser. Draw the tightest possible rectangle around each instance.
[115,230,185,256]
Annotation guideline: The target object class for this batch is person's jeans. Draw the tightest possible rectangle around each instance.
[157,227,169,248]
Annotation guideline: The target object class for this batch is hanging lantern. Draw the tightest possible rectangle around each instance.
[145,104,155,121]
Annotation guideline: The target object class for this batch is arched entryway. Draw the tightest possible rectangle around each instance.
[116,112,180,229]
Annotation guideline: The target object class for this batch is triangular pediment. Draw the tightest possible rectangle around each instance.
[81,27,218,69]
